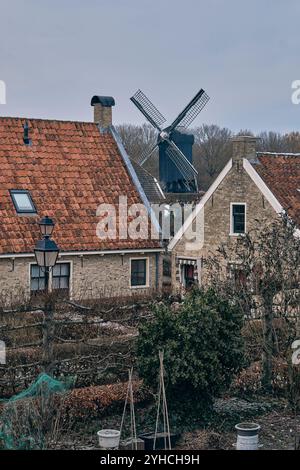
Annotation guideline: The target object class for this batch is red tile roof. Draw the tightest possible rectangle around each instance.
[254,153,300,225]
[0,117,161,254]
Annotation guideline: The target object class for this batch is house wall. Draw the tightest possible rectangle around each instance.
[0,252,162,304]
[171,158,277,291]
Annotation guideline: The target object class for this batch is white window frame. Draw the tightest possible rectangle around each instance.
[129,257,149,289]
[230,202,247,236]
[29,260,73,298]
[52,261,73,298]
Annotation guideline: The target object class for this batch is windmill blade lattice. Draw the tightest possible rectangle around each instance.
[130,90,166,131]
[165,140,198,181]
[164,146,195,191]
[139,141,159,166]
[169,89,210,131]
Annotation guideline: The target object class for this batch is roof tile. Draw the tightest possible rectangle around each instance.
[0,118,160,254]
[254,153,300,225]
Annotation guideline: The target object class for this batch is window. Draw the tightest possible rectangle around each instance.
[163,259,171,277]
[30,265,46,293]
[52,263,70,295]
[30,263,70,297]
[10,189,36,214]
[182,264,195,289]
[231,203,246,235]
[130,259,148,287]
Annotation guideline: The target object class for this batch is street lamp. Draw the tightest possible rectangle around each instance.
[34,216,60,375]
[34,216,59,292]
[38,215,56,237]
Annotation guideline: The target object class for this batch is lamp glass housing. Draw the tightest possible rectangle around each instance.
[39,216,55,237]
[34,237,59,269]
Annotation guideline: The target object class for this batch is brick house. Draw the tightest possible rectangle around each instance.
[169,135,300,291]
[0,97,163,303]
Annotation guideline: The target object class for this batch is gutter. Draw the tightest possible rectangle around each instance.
[0,248,164,260]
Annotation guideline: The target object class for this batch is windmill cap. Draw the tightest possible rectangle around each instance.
[91,96,115,107]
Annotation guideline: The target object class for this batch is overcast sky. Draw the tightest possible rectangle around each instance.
[1,0,300,133]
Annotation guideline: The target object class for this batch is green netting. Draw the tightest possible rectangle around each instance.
[0,373,75,450]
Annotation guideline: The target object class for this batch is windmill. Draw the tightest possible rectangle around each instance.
[130,88,209,193]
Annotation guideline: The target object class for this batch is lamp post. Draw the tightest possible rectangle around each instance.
[34,216,59,292]
[34,216,60,374]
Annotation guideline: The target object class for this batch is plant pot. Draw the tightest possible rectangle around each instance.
[97,429,121,449]
[139,432,180,450]
[235,422,260,450]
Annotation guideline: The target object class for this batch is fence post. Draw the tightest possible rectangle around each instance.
[42,296,55,375]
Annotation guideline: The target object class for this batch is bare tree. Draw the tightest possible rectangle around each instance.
[207,215,300,392]
[257,131,289,153]
[116,123,159,177]
[244,130,300,154]
[192,124,232,189]
[236,129,255,136]
[284,132,300,153]
[116,123,300,192]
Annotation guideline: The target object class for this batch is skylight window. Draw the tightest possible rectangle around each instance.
[10,190,37,214]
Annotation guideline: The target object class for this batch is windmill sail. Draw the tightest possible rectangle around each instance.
[130,90,166,131]
[130,87,209,193]
[169,89,210,131]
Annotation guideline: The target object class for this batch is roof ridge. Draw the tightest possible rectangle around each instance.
[0,116,95,125]
[256,151,300,157]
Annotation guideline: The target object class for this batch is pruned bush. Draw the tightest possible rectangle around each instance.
[63,381,149,420]
[136,288,245,430]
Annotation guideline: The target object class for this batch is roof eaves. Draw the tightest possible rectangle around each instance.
[0,247,164,259]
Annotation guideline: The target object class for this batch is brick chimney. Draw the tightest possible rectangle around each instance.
[91,95,115,128]
[231,135,257,163]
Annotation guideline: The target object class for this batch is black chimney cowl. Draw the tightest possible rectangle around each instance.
[91,96,115,107]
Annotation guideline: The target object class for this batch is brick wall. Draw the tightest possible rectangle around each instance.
[93,104,112,128]
[0,252,161,303]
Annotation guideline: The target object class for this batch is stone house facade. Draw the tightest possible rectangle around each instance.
[0,97,163,304]
[0,252,161,303]
[169,136,300,291]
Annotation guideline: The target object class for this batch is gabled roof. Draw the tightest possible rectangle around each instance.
[0,117,161,254]
[253,153,300,225]
[168,152,300,251]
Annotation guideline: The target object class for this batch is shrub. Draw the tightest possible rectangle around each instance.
[136,288,244,430]
[63,380,149,420]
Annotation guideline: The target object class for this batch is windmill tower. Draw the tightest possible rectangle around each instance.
[130,88,209,193]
